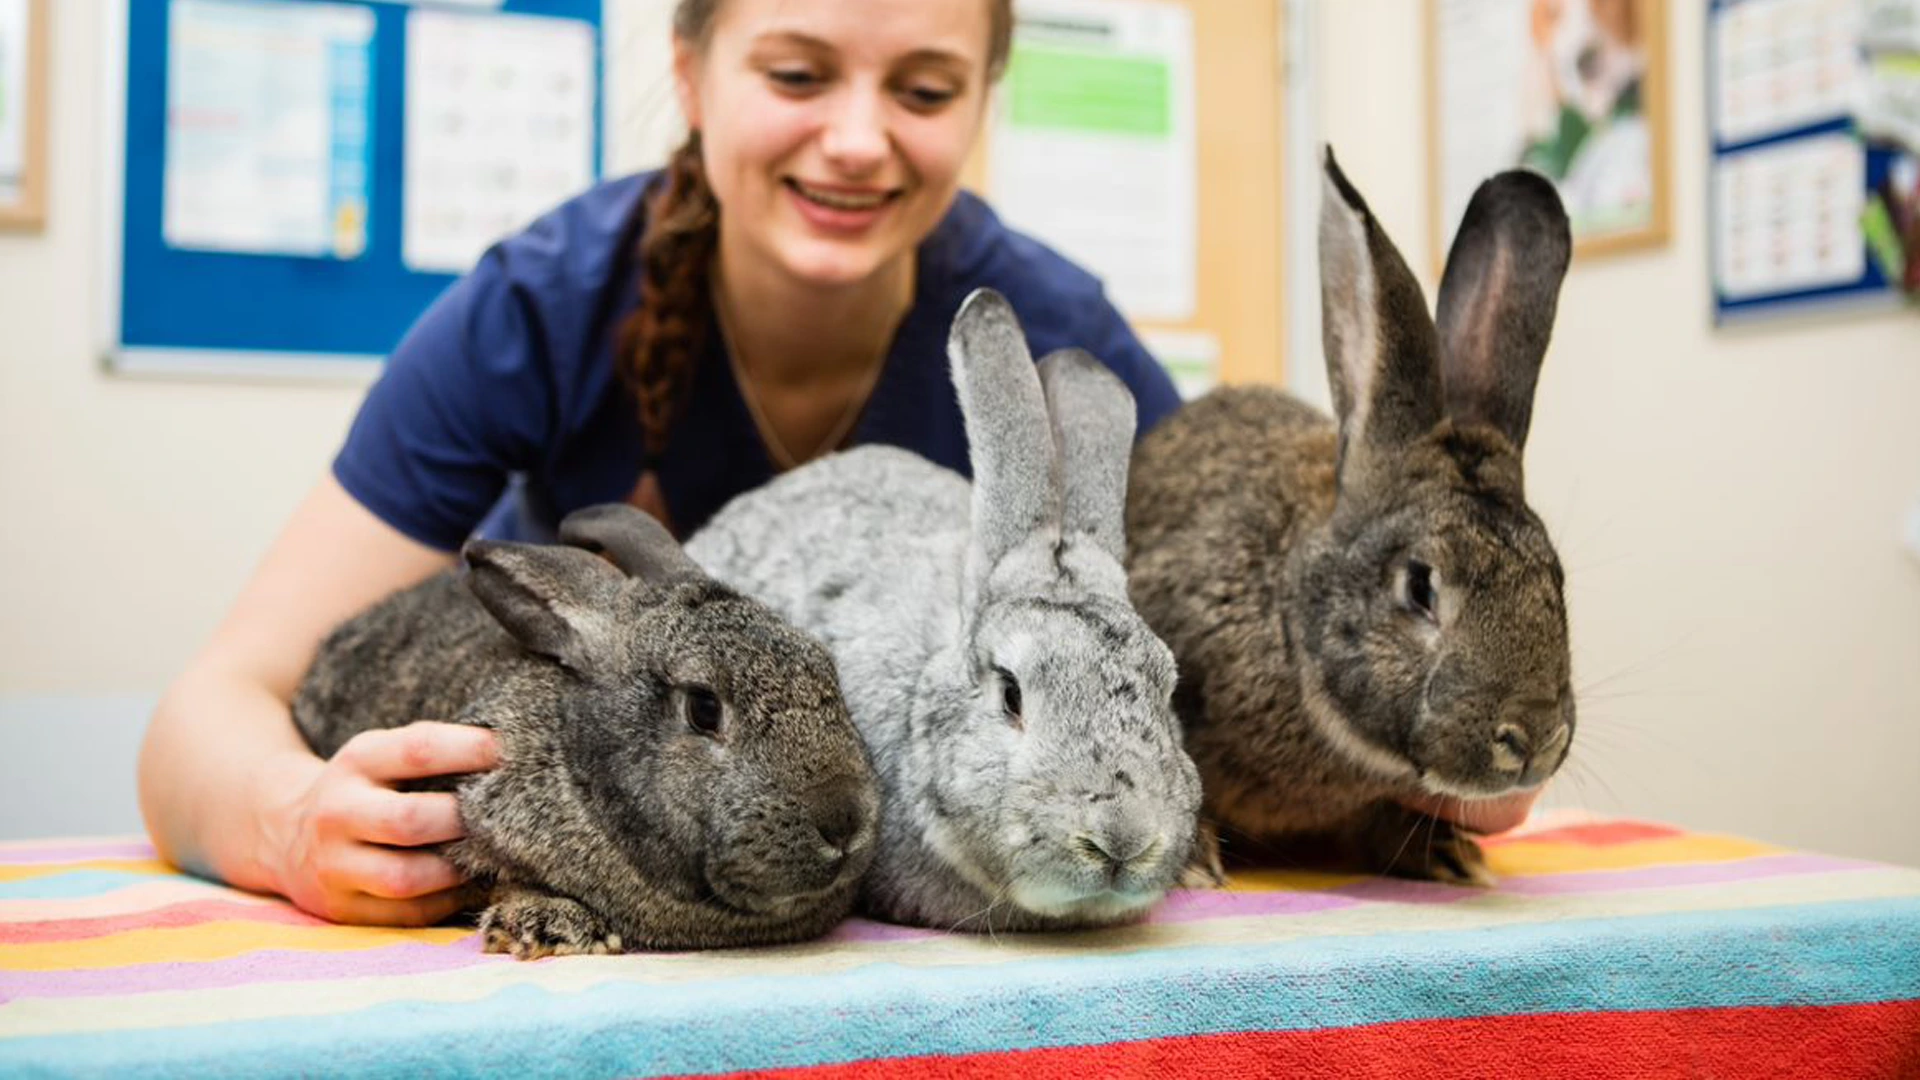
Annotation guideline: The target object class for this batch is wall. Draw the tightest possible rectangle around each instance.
[1311,0,1920,865]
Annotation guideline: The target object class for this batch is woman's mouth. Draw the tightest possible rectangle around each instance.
[784,179,901,232]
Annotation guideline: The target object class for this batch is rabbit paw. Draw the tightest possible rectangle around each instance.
[1178,819,1228,889]
[1359,807,1496,887]
[480,890,624,959]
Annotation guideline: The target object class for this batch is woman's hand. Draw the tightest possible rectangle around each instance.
[260,722,500,926]
[1398,786,1543,836]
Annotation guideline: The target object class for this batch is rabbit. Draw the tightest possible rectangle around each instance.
[292,503,880,957]
[1124,149,1577,887]
[685,289,1203,933]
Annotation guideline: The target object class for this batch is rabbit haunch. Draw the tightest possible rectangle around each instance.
[1125,149,1577,886]
[688,289,1202,932]
[293,503,878,956]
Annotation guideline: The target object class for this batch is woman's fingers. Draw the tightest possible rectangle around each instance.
[326,883,485,928]
[354,790,467,847]
[335,722,500,783]
[341,845,467,901]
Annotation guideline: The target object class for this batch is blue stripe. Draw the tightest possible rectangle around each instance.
[0,872,163,900]
[4,896,1920,1078]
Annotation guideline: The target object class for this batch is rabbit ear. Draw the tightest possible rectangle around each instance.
[464,540,622,671]
[1434,169,1571,452]
[558,502,705,586]
[1318,147,1445,482]
[950,288,1061,577]
[1038,347,1135,563]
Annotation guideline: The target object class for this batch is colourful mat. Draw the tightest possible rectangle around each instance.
[3,813,1918,1077]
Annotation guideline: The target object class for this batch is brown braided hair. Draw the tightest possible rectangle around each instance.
[618,0,1016,459]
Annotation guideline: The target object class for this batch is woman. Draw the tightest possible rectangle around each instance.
[139,0,1533,927]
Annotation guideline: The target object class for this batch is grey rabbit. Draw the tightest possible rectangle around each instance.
[292,503,879,956]
[687,289,1202,932]
[1126,149,1576,886]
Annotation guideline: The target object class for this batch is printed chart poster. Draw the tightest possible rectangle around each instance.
[403,8,596,274]
[0,0,28,204]
[163,0,374,259]
[988,0,1197,323]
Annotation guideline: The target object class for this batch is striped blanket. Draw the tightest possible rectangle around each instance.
[3,813,1918,1078]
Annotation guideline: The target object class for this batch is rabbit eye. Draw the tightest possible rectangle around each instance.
[1404,560,1439,621]
[995,667,1024,728]
[683,686,724,737]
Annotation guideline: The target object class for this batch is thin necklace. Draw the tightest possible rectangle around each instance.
[713,283,893,472]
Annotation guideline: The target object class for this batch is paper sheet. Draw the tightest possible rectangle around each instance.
[987,0,1196,322]
[0,0,27,204]
[1711,0,1863,147]
[162,0,374,259]
[1712,132,1866,299]
[403,8,596,274]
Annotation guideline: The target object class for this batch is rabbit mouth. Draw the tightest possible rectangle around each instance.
[1008,877,1164,922]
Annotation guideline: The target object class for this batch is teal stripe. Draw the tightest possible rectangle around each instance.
[0,872,162,900]
[4,897,1920,1078]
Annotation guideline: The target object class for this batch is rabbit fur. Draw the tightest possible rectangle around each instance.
[686,289,1203,933]
[1125,150,1577,886]
[293,503,879,957]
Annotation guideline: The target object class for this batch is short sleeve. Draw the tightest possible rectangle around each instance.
[332,249,558,552]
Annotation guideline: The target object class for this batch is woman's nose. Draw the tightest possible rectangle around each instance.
[818,87,890,174]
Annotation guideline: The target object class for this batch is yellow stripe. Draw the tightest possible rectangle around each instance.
[1490,834,1782,876]
[0,921,471,971]
[0,859,177,883]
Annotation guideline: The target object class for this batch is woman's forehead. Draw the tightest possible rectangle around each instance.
[711,0,990,66]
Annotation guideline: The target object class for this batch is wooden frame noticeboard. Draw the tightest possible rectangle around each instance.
[966,0,1286,390]
[0,0,49,230]
[1427,0,1671,270]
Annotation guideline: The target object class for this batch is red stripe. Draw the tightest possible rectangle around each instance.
[711,1001,1920,1080]
[1486,819,1684,848]
[1,899,324,943]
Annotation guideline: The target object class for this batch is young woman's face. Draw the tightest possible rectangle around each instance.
[675,0,995,289]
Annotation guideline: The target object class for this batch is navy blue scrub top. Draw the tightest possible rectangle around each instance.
[333,171,1182,549]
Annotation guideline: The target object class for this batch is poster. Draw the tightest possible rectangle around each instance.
[403,8,596,274]
[162,0,374,259]
[987,0,1197,322]
[0,0,28,205]
[1433,0,1669,257]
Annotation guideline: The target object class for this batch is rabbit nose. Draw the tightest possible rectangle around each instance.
[1490,724,1531,774]
[1081,818,1157,871]
[810,790,866,856]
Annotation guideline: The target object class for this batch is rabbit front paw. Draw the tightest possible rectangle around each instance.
[480,888,624,959]
[1357,806,1496,887]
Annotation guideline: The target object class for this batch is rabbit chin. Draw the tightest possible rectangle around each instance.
[1007,878,1163,922]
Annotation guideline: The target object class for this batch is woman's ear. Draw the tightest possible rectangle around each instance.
[672,37,704,132]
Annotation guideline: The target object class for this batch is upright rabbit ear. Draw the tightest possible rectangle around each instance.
[1319,147,1445,484]
[557,502,705,587]
[1434,169,1571,452]
[464,541,623,671]
[1038,347,1135,563]
[950,289,1061,579]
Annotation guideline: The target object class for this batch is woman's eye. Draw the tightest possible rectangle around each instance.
[995,667,1023,727]
[767,68,822,91]
[1404,560,1438,621]
[900,85,957,110]
[684,687,724,736]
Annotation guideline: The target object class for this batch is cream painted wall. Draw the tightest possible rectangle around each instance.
[3,1,1917,866]
[1312,1,1920,866]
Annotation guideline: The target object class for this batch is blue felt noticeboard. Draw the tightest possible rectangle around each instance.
[107,0,604,373]
[1706,0,1908,325]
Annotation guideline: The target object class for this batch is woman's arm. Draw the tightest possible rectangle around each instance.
[138,474,499,925]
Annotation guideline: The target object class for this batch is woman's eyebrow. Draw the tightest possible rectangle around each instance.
[748,31,976,72]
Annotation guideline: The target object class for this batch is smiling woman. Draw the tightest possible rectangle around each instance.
[136,0,1191,930]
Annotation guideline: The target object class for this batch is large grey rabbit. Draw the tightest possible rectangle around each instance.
[1126,150,1577,886]
[687,290,1202,932]
[293,503,879,956]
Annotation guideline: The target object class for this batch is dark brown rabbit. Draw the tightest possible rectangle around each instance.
[1126,149,1576,885]
[293,504,878,956]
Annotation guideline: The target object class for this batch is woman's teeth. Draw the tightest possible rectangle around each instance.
[793,182,891,211]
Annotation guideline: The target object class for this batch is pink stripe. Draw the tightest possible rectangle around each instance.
[1,937,504,999]
[0,899,327,943]
[1497,852,1875,896]
[0,841,158,865]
